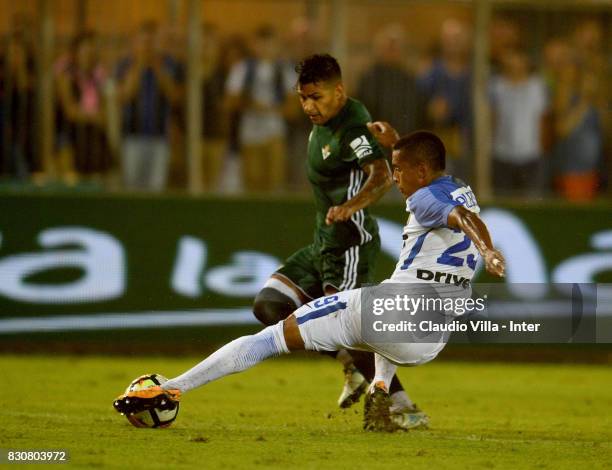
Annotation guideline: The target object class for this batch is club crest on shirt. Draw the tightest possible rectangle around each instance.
[322,144,331,160]
[349,135,373,159]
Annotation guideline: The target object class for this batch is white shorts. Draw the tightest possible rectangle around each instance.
[293,289,447,366]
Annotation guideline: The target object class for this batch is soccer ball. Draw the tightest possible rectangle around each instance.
[123,373,179,428]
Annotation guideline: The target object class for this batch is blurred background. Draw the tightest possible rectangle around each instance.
[0,0,610,358]
[0,0,610,199]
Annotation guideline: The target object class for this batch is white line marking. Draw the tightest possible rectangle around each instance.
[0,309,257,334]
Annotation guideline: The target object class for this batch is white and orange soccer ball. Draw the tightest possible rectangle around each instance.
[122,374,179,428]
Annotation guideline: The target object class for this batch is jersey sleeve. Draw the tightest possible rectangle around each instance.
[340,126,385,167]
[408,186,461,228]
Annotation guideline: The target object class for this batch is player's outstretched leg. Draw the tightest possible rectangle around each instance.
[111,322,289,416]
[164,322,289,392]
[112,291,361,421]
[112,290,431,432]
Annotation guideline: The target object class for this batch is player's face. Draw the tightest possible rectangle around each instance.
[391,150,426,198]
[296,81,344,125]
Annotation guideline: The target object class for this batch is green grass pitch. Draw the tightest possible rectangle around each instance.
[2,354,611,469]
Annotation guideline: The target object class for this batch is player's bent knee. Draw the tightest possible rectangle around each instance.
[253,288,297,326]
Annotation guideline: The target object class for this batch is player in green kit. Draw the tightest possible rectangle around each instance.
[252,54,427,429]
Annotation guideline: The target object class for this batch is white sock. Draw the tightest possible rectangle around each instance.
[371,353,397,392]
[163,322,289,393]
[390,390,415,413]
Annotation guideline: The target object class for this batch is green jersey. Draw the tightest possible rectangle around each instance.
[307,98,386,250]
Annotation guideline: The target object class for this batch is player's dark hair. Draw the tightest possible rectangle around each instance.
[393,130,446,171]
[296,54,342,86]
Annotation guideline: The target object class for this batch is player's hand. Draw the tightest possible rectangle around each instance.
[325,205,354,225]
[483,249,505,278]
[367,121,399,149]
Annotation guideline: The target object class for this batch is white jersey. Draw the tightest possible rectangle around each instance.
[386,175,480,288]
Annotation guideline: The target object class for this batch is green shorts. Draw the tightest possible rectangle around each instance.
[275,238,381,300]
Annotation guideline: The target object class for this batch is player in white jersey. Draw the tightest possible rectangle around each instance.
[113,127,505,432]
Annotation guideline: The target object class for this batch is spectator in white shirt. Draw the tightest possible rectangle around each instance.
[225,26,296,193]
[490,49,548,197]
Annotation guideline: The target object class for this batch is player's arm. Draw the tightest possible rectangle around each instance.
[447,206,505,277]
[325,158,393,225]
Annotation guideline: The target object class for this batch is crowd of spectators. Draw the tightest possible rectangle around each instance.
[0,14,609,200]
[487,17,609,201]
